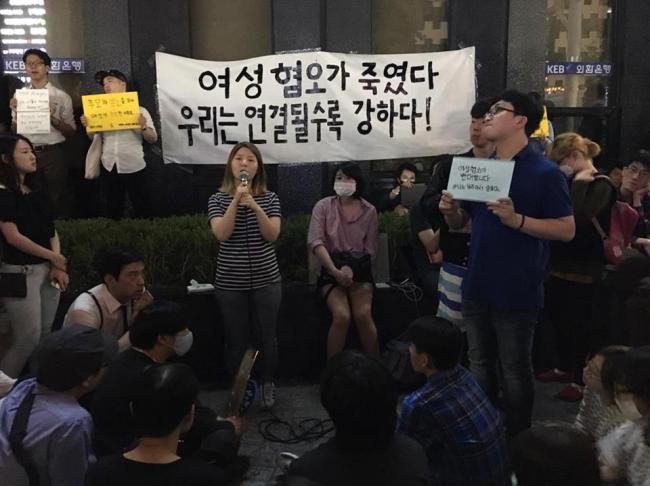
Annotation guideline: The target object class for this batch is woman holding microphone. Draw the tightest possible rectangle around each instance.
[208,142,282,410]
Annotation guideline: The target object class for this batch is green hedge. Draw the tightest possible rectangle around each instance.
[56,212,411,295]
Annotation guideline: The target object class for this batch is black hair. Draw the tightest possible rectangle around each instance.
[22,48,51,67]
[618,346,650,445]
[0,134,40,193]
[628,149,650,171]
[320,351,397,447]
[131,363,199,438]
[94,246,143,281]
[332,162,366,199]
[395,162,418,180]
[409,316,462,370]
[596,345,630,404]
[470,98,493,119]
[129,301,187,350]
[510,424,601,486]
[497,90,543,136]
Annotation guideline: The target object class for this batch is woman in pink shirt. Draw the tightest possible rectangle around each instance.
[307,162,379,358]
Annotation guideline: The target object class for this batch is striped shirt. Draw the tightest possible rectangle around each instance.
[208,191,281,291]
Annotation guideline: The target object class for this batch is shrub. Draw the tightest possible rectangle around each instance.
[56,212,411,295]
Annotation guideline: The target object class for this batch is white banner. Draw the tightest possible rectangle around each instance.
[156,48,475,165]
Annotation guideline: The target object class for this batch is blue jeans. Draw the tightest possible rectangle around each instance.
[463,299,537,436]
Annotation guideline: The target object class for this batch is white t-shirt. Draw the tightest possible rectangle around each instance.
[598,418,650,486]
[100,106,156,174]
[62,284,132,339]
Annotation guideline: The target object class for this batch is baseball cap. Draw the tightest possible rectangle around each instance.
[95,69,128,85]
[35,325,118,391]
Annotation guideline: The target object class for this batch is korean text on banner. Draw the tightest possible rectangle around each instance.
[447,157,515,203]
[15,89,50,135]
[156,48,476,165]
[81,92,140,132]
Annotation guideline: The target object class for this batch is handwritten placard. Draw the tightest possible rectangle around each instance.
[15,89,50,135]
[447,157,515,203]
[82,91,140,132]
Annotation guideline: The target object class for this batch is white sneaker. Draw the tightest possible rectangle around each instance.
[261,381,276,410]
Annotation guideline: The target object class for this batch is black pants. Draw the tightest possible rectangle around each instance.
[101,165,149,219]
[544,276,598,384]
[36,143,69,218]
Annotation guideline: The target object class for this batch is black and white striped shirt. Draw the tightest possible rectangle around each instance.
[208,191,282,290]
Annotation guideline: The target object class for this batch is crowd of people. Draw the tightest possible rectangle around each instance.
[0,47,650,485]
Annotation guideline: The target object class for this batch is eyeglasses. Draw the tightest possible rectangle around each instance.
[25,61,44,68]
[625,165,650,178]
[485,105,520,118]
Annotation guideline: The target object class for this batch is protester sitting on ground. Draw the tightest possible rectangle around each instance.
[308,163,379,358]
[397,316,510,486]
[86,363,227,486]
[379,162,419,215]
[598,345,650,486]
[288,351,428,486]
[510,424,601,486]
[90,301,241,473]
[0,134,69,379]
[0,325,117,486]
[539,134,616,402]
[575,345,630,441]
[63,246,153,349]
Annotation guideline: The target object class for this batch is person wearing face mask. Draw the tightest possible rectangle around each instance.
[598,345,650,486]
[86,363,229,486]
[575,345,630,441]
[537,133,615,403]
[379,162,418,215]
[89,301,243,476]
[308,162,379,358]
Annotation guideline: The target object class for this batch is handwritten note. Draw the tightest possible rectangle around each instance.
[15,89,50,134]
[82,91,140,132]
[447,157,515,203]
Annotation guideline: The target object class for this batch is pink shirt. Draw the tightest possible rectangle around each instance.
[308,196,379,257]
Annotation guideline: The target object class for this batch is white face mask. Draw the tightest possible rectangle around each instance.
[334,181,356,197]
[173,331,194,356]
[616,397,642,421]
[559,164,575,177]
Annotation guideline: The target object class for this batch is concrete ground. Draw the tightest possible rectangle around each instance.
[199,378,580,485]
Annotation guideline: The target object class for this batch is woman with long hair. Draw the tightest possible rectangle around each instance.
[208,142,282,410]
[0,134,68,378]
[308,162,379,358]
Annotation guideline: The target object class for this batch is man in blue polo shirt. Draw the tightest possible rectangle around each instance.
[439,90,575,435]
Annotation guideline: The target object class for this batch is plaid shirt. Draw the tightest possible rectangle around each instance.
[398,365,511,486]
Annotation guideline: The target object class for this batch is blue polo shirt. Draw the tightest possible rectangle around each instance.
[462,143,573,311]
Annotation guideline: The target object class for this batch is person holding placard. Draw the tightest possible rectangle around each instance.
[80,69,157,220]
[9,49,76,217]
[439,90,575,436]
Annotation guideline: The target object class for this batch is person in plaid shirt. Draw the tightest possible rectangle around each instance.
[398,316,511,486]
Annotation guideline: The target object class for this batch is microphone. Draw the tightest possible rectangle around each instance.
[239,170,250,186]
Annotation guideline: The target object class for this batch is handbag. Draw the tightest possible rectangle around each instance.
[84,133,103,180]
[591,200,640,265]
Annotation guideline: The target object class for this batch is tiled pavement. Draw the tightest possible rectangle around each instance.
[199,379,580,485]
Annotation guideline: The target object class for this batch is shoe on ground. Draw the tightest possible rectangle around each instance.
[261,381,276,410]
[556,384,584,402]
[536,368,573,383]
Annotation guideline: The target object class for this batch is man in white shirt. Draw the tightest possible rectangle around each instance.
[81,69,158,219]
[63,247,153,349]
[10,49,76,217]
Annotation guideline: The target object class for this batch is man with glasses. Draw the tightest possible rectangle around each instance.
[80,69,157,219]
[9,49,76,216]
[439,90,575,436]
[619,150,650,240]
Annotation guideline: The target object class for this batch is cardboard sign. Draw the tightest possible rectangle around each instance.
[447,157,515,203]
[82,91,140,132]
[15,89,50,135]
